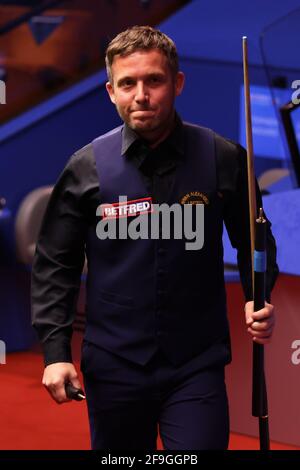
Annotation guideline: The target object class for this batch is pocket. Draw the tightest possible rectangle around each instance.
[99,290,133,308]
[80,340,124,378]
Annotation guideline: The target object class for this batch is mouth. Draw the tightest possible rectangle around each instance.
[131,109,154,115]
[130,111,155,121]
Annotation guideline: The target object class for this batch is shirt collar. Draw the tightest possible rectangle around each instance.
[121,124,139,156]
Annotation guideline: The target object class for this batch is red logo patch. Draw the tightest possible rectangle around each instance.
[100,197,153,220]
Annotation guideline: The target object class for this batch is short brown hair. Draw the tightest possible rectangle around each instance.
[105,25,179,83]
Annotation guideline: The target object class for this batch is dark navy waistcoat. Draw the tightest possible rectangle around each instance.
[84,122,230,366]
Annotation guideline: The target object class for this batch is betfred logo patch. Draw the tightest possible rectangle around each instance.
[100,197,153,220]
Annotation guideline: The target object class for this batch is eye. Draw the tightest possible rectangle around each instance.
[120,79,135,88]
[149,75,162,84]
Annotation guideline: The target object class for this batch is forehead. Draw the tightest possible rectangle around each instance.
[111,49,170,77]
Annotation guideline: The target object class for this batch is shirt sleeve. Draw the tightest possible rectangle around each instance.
[216,134,279,301]
[31,145,97,366]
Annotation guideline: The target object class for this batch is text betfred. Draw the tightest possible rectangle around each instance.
[101,197,152,220]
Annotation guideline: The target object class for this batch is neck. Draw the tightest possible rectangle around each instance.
[138,112,176,148]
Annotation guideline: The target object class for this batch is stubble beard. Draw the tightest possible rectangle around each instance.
[121,108,175,143]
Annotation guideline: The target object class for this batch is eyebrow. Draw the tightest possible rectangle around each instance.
[117,72,166,87]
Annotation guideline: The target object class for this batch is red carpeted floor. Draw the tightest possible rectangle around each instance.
[0,341,299,450]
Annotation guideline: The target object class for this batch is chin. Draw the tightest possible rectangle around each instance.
[131,121,155,132]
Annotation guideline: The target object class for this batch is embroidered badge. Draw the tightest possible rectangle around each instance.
[100,197,153,220]
[180,191,209,205]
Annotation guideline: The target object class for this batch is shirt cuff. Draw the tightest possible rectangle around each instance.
[42,337,73,366]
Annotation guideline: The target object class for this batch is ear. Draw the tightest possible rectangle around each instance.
[106,81,116,104]
[175,71,185,97]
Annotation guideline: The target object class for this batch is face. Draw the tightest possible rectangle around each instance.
[106,49,185,144]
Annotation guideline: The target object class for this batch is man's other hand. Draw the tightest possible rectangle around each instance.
[42,362,82,404]
[245,301,275,344]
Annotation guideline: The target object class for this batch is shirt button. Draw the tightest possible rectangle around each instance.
[158,248,165,255]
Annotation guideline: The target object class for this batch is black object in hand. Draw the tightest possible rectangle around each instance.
[65,382,86,401]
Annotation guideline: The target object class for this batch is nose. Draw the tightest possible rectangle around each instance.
[134,81,149,104]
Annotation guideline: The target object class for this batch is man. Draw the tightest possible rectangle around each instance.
[32,25,278,450]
